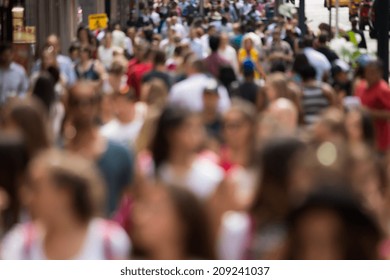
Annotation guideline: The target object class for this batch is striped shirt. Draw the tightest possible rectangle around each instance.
[302,83,330,125]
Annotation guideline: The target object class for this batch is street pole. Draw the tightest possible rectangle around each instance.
[335,0,339,37]
[376,0,389,81]
[298,0,306,36]
[328,7,332,35]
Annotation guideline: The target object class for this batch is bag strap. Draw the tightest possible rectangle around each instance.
[23,223,35,260]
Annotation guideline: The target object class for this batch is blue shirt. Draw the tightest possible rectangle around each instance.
[0,62,29,104]
[97,141,134,216]
[32,55,77,86]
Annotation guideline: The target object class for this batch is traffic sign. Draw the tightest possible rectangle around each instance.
[88,13,108,31]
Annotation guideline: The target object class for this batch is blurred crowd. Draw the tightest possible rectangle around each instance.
[0,0,390,260]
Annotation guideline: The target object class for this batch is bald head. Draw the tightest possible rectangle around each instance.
[267,98,298,135]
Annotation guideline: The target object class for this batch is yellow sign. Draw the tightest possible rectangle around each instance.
[88,13,108,31]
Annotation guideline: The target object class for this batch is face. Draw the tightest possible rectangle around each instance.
[132,186,184,254]
[264,82,279,102]
[345,111,362,143]
[171,115,205,152]
[0,49,12,66]
[293,209,345,260]
[114,96,135,119]
[202,92,219,112]
[273,30,281,42]
[223,110,253,149]
[46,36,60,54]
[364,65,381,86]
[25,163,72,223]
[104,33,113,47]
[244,38,253,51]
[42,51,57,69]
[68,85,99,127]
[79,29,89,42]
[80,49,90,61]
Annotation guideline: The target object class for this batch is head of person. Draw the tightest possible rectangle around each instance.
[132,184,215,260]
[242,59,255,80]
[0,42,13,68]
[351,17,358,29]
[41,46,58,70]
[2,98,50,158]
[31,71,56,113]
[186,57,206,76]
[68,42,81,62]
[46,34,61,54]
[272,28,282,43]
[113,88,137,123]
[220,33,230,48]
[77,26,91,45]
[267,98,299,136]
[345,108,375,147]
[300,65,317,83]
[103,31,113,48]
[207,25,217,36]
[153,49,166,68]
[243,36,254,52]
[150,106,205,170]
[202,78,220,113]
[251,137,305,221]
[126,26,137,39]
[142,79,169,109]
[79,45,93,63]
[223,99,257,152]
[292,52,310,75]
[286,188,382,260]
[313,108,347,144]
[67,81,100,130]
[302,35,314,49]
[25,149,105,225]
[364,60,383,87]
[264,72,289,102]
[209,35,221,53]
[317,32,329,47]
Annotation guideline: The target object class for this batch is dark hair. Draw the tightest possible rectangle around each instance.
[318,33,329,44]
[366,59,384,73]
[209,35,221,52]
[300,65,317,81]
[302,35,314,48]
[270,61,287,73]
[292,53,310,74]
[153,49,166,66]
[0,42,12,54]
[0,133,29,232]
[251,137,305,223]
[286,188,382,260]
[32,72,56,113]
[68,42,81,54]
[5,98,51,157]
[166,185,216,259]
[30,149,105,223]
[76,25,92,44]
[80,45,92,58]
[150,106,195,170]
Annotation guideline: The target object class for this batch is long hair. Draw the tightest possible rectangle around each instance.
[150,106,195,171]
[32,71,56,113]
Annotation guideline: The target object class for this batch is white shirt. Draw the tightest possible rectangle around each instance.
[100,118,144,148]
[219,46,239,75]
[98,46,115,69]
[159,157,224,200]
[169,73,231,113]
[0,62,29,104]
[304,47,331,81]
[112,30,126,49]
[1,218,131,260]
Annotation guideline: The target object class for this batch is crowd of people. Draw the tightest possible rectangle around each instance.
[0,0,390,260]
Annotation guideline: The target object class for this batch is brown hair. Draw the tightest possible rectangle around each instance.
[30,149,105,222]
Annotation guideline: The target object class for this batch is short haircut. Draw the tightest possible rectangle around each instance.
[0,42,12,54]
[318,33,329,44]
[366,60,384,72]
[302,35,314,48]
[300,65,317,81]
[153,50,166,66]
[209,35,221,52]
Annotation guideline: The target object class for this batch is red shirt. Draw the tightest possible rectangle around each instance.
[355,80,390,152]
[127,60,152,99]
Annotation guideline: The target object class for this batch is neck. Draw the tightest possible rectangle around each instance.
[228,145,250,166]
[155,64,165,71]
[169,148,194,167]
[118,111,135,124]
[203,109,218,122]
[45,215,87,236]
[149,242,185,260]
[368,80,381,87]
[70,124,98,147]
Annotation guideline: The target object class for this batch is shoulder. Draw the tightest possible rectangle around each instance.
[1,223,38,260]
[92,219,131,259]
[10,63,26,75]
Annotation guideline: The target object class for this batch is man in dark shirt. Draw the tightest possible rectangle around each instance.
[233,60,262,106]
[203,35,230,80]
[315,33,339,63]
[142,50,172,90]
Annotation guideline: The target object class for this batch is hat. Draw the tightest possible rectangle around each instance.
[242,59,256,75]
[332,59,350,76]
[204,78,219,94]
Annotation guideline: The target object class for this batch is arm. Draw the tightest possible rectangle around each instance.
[322,83,337,106]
